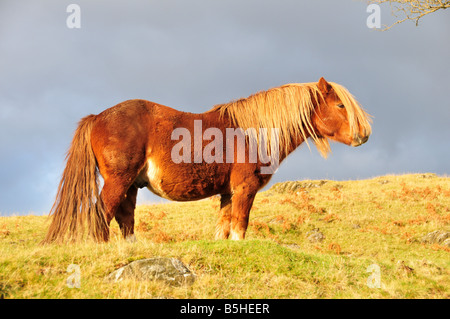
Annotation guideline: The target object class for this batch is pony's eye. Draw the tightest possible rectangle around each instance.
[337,104,345,109]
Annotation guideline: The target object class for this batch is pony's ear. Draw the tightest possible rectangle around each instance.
[318,77,331,94]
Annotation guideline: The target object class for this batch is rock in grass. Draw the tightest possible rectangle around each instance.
[306,229,325,243]
[270,180,327,193]
[421,230,450,245]
[442,238,450,247]
[105,257,196,286]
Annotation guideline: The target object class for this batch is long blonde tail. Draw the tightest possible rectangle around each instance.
[43,115,107,243]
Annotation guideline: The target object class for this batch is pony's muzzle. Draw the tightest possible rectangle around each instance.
[351,134,369,147]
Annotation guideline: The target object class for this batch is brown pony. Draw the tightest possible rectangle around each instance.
[43,77,372,243]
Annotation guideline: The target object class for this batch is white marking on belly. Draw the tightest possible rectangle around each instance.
[146,159,168,198]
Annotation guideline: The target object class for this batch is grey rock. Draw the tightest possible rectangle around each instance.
[436,232,450,243]
[105,257,196,286]
[270,180,328,193]
[442,238,450,247]
[421,230,450,245]
[306,229,325,243]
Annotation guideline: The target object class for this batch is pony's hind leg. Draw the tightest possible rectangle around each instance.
[99,176,135,241]
[115,185,138,242]
[215,194,232,240]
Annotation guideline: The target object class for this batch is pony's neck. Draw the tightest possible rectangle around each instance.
[278,87,320,162]
[278,127,311,163]
[206,84,324,162]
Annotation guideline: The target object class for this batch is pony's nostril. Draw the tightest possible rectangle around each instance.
[352,134,369,147]
[361,135,369,144]
[358,135,368,145]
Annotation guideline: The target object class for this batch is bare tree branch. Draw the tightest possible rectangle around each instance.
[366,0,449,30]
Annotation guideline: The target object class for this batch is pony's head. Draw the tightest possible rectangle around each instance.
[312,77,372,151]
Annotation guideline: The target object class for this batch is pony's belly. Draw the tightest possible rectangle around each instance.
[136,159,221,201]
[148,184,215,202]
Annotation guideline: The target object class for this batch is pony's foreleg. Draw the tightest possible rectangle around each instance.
[215,194,232,240]
[229,186,257,240]
[115,185,138,242]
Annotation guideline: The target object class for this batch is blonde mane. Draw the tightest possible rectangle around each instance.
[208,82,372,158]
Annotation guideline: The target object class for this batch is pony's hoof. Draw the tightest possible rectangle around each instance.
[125,234,137,243]
[230,230,244,240]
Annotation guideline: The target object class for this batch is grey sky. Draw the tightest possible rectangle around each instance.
[0,0,449,215]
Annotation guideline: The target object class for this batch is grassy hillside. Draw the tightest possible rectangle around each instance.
[1,174,449,299]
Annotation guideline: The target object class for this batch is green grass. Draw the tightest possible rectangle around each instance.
[1,173,449,298]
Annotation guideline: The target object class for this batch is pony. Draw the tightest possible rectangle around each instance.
[43,77,372,243]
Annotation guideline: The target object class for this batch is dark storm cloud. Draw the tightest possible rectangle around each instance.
[0,0,448,215]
